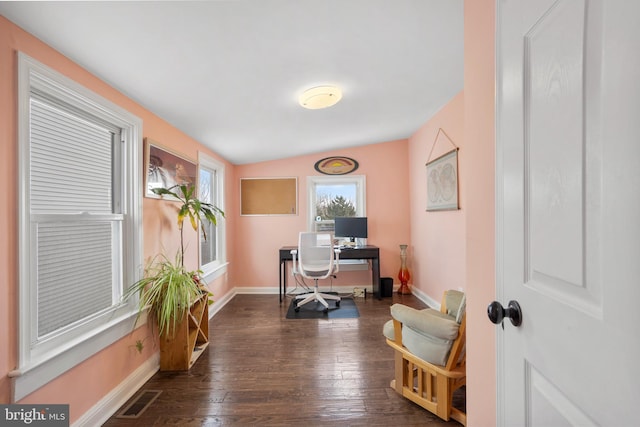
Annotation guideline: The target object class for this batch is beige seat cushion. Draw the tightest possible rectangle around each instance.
[383,304,460,366]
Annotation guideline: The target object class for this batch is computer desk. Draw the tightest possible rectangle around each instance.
[279,245,380,303]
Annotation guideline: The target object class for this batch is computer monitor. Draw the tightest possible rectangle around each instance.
[334,216,368,243]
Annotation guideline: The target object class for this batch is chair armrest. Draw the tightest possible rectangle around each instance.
[390,304,459,341]
[385,338,466,379]
[333,248,340,273]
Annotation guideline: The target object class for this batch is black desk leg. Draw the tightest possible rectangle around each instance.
[372,257,381,300]
[279,260,289,304]
[279,260,282,303]
[280,260,285,303]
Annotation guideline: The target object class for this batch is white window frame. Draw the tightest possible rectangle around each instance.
[307,175,367,269]
[198,152,227,282]
[14,53,143,401]
[307,174,366,230]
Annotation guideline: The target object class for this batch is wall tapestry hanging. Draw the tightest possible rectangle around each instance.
[426,128,459,211]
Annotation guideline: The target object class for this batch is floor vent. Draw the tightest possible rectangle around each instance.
[116,389,162,419]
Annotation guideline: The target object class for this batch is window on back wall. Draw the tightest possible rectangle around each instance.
[307,175,367,270]
[307,175,366,233]
[15,53,142,400]
[198,152,226,280]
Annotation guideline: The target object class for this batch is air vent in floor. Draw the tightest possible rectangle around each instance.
[116,389,162,419]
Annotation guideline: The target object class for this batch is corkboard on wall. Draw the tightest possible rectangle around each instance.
[240,177,298,215]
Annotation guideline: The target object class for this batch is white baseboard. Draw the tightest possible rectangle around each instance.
[409,286,440,309]
[208,287,237,319]
[72,353,159,427]
[234,286,279,294]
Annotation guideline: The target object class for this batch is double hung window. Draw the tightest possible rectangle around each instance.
[198,153,226,279]
[16,53,142,400]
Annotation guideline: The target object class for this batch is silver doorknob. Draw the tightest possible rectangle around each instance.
[487,300,522,327]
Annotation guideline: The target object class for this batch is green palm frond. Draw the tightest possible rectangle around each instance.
[151,184,224,267]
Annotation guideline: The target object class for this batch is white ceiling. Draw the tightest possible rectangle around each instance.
[0,0,463,165]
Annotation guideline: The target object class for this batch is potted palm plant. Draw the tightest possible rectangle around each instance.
[124,184,224,368]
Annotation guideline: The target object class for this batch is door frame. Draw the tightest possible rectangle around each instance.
[495,1,511,424]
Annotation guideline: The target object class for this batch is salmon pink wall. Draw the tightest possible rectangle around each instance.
[464,0,497,425]
[408,92,465,300]
[0,17,235,421]
[233,140,411,290]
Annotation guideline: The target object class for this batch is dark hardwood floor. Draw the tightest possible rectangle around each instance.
[103,292,465,426]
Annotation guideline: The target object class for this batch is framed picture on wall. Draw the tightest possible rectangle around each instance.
[145,138,197,199]
[426,148,459,211]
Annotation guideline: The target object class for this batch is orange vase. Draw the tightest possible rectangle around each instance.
[397,244,412,295]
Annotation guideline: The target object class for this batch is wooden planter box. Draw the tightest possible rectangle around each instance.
[159,293,209,371]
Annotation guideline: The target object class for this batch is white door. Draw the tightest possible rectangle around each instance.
[496,0,640,425]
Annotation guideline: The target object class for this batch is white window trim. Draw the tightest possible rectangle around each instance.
[13,53,143,401]
[307,175,367,270]
[198,152,227,282]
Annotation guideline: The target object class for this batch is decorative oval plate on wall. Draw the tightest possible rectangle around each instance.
[314,156,359,175]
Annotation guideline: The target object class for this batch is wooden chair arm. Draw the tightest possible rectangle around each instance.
[385,338,466,379]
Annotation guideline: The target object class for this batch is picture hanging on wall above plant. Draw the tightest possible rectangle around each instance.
[144,138,197,199]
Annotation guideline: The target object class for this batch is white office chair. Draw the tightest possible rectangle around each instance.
[291,232,341,313]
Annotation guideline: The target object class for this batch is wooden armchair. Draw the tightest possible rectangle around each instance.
[383,290,466,425]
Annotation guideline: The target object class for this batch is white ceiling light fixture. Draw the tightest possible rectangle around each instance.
[299,85,342,109]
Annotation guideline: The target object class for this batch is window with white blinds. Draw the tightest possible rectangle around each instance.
[30,97,123,339]
[16,53,142,400]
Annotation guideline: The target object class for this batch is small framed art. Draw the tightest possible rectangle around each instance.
[145,139,197,199]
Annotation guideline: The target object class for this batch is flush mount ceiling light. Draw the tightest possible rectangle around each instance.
[299,85,342,109]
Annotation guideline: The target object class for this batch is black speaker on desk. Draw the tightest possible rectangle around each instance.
[380,277,393,298]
